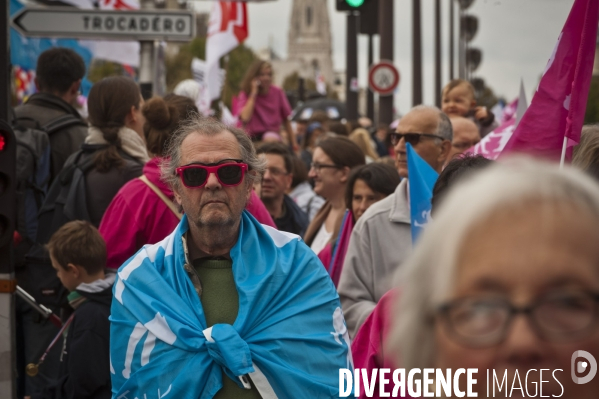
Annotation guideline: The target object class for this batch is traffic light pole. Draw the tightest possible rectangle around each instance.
[378,0,393,124]
[435,0,442,108]
[346,12,358,121]
[449,0,455,80]
[412,0,423,107]
[366,33,375,122]
[0,1,17,397]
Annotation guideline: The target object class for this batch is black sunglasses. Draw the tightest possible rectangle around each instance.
[390,132,445,146]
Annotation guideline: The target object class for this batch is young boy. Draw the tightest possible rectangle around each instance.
[441,79,499,137]
[33,221,113,399]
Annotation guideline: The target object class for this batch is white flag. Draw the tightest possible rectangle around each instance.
[204,2,249,107]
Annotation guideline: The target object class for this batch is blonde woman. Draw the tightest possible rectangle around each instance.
[350,128,379,163]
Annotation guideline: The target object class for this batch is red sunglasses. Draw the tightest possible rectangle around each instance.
[175,160,249,188]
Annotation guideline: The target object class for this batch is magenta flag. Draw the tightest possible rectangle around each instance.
[500,0,599,161]
[468,100,517,160]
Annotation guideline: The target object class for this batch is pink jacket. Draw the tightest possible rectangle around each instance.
[351,289,402,399]
[100,157,275,269]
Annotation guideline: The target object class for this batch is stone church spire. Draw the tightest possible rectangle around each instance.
[287,0,334,86]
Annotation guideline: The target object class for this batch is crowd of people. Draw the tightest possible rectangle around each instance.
[11,50,599,399]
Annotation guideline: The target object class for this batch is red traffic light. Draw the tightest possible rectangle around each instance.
[0,133,5,151]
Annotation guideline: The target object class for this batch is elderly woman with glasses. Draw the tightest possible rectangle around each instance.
[388,157,599,398]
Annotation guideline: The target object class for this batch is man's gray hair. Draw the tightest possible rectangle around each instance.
[387,156,599,371]
[411,104,453,142]
[161,115,266,189]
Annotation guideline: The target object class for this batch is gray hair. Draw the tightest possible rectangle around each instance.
[160,114,266,190]
[387,156,599,371]
[411,104,453,142]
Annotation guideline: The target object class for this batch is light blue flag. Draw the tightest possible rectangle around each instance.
[110,211,352,399]
[406,143,439,244]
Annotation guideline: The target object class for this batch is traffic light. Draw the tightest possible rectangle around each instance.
[466,48,482,72]
[460,14,479,42]
[0,120,16,274]
[336,0,371,12]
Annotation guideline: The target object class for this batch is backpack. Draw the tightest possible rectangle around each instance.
[12,113,86,267]
[18,146,98,307]
[21,145,140,307]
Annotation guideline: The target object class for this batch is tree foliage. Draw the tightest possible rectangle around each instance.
[87,60,127,83]
[221,44,258,109]
[585,76,599,124]
[164,38,256,110]
[282,72,317,92]
[165,37,206,91]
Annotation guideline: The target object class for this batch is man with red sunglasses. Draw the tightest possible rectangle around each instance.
[109,117,352,399]
[338,105,453,337]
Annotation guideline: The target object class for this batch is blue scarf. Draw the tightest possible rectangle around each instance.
[110,211,352,398]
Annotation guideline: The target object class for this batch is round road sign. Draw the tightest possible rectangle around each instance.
[368,60,400,96]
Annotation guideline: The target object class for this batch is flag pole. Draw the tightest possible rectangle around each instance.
[559,136,568,169]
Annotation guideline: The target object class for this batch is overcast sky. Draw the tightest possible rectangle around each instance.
[194,0,577,114]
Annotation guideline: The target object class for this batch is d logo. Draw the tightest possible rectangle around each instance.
[571,350,597,384]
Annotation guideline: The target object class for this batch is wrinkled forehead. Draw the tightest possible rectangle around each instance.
[452,199,599,296]
[179,130,242,165]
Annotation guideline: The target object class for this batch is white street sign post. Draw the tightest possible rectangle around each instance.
[368,60,400,96]
[11,7,195,41]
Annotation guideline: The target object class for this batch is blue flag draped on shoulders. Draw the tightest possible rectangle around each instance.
[110,210,352,399]
[406,143,439,244]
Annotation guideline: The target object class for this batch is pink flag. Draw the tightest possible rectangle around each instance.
[500,0,599,161]
[468,99,517,160]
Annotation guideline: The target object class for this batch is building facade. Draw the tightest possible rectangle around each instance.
[267,0,335,92]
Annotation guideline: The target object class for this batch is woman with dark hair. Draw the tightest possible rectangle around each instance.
[99,94,196,268]
[345,163,400,223]
[323,163,400,286]
[234,60,296,146]
[83,76,148,226]
[303,136,365,266]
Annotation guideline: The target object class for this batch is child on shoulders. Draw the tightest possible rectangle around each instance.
[441,79,499,137]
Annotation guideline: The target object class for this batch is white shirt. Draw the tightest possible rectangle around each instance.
[310,223,332,255]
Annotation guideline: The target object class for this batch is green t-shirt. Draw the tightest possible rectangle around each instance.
[193,258,262,399]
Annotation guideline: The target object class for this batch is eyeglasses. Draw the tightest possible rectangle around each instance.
[310,162,340,173]
[390,132,445,146]
[175,159,248,188]
[437,291,599,348]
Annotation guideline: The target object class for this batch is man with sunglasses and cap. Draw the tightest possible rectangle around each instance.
[338,105,453,337]
[109,117,352,399]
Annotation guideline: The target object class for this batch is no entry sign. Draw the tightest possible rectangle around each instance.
[368,60,400,96]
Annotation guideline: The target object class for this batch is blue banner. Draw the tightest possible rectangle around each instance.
[406,143,439,244]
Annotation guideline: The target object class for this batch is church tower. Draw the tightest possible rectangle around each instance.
[287,0,335,86]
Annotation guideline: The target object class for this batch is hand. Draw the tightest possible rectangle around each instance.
[474,106,489,121]
[251,79,260,97]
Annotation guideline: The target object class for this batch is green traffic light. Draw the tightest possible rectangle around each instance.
[345,0,365,8]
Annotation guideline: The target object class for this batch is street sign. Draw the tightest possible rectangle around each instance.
[368,60,400,96]
[11,7,195,42]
